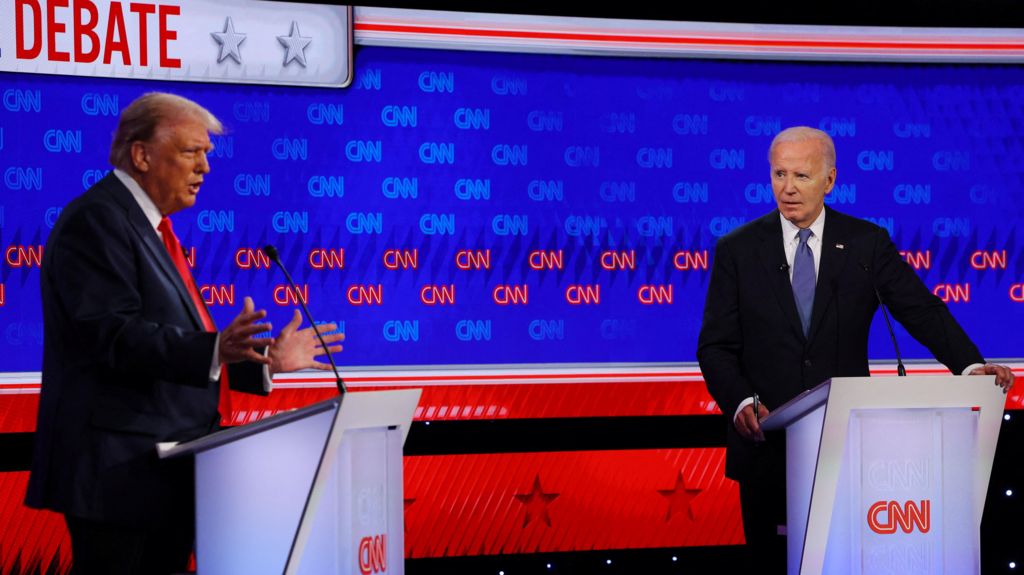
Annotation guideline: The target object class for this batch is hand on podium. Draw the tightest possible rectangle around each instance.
[969,363,1016,392]
[735,402,770,442]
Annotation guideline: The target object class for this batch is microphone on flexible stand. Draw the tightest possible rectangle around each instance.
[832,278,841,372]
[858,260,907,377]
[264,244,347,395]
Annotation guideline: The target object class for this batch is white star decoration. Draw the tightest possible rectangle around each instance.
[211,17,246,64]
[278,21,312,68]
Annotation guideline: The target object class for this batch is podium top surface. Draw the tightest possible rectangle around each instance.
[760,379,831,431]
[158,397,341,459]
[760,374,1004,431]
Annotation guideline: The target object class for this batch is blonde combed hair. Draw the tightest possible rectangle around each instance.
[109,92,223,171]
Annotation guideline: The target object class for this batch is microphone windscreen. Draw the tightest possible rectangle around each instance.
[263,244,280,261]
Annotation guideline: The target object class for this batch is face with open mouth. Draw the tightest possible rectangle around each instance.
[134,116,214,216]
[769,138,836,229]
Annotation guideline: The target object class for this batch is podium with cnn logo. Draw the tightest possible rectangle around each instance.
[761,376,1006,575]
[158,389,421,575]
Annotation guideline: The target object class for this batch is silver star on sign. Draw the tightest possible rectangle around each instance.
[278,21,312,68]
[211,17,246,64]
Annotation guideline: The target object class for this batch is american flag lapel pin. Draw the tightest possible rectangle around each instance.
[835,243,845,249]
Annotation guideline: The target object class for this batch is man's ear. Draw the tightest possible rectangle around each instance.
[824,167,837,193]
[130,141,149,173]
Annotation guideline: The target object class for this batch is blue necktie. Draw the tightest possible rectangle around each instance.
[792,228,815,337]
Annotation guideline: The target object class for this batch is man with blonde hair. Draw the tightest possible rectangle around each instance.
[27,92,344,574]
[697,126,1013,569]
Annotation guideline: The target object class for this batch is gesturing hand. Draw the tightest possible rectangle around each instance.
[218,296,272,365]
[268,310,345,375]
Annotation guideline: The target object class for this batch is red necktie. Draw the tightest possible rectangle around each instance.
[158,216,233,425]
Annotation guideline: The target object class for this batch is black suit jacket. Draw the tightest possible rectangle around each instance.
[697,207,984,481]
[26,173,266,527]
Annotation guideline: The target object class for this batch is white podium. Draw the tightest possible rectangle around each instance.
[761,376,1005,575]
[159,389,421,575]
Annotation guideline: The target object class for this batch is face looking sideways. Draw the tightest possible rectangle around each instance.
[131,115,215,216]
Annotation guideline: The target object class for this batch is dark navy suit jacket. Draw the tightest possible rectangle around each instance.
[697,207,984,481]
[26,173,265,527]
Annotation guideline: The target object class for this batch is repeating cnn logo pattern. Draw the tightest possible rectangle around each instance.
[358,534,387,574]
[867,500,931,535]
[0,53,1021,371]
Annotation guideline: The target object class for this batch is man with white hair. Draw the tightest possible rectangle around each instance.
[697,126,1014,568]
[27,92,344,574]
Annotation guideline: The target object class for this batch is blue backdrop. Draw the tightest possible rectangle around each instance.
[1,47,1022,371]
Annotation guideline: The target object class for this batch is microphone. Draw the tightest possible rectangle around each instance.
[832,278,841,370]
[858,261,906,377]
[264,244,347,395]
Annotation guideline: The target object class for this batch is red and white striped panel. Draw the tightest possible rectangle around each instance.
[2,364,1022,431]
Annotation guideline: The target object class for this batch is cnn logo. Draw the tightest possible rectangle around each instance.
[867,500,931,534]
[358,534,387,574]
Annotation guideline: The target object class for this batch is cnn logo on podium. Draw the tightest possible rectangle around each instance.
[358,534,387,574]
[867,500,931,534]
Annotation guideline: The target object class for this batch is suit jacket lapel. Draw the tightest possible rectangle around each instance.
[807,207,849,343]
[756,212,807,343]
[102,174,205,330]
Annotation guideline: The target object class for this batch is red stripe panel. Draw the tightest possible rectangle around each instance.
[228,381,718,426]
[5,377,1023,432]
[212,378,1024,424]
[408,380,718,420]
[403,449,742,557]
[0,473,71,574]
[0,394,44,434]
[1,381,719,432]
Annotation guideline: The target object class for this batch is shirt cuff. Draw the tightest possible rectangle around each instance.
[734,397,755,424]
[264,360,276,390]
[962,363,984,376]
[209,334,223,381]
[261,347,273,393]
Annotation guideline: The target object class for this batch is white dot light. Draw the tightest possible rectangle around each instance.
[1008,490,1014,497]
[547,564,552,569]
[606,559,612,565]
[672,556,678,562]
[499,571,504,575]
[1009,561,1016,569]
[1005,414,1012,421]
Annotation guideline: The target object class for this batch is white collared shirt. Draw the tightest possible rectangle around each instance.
[114,169,162,231]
